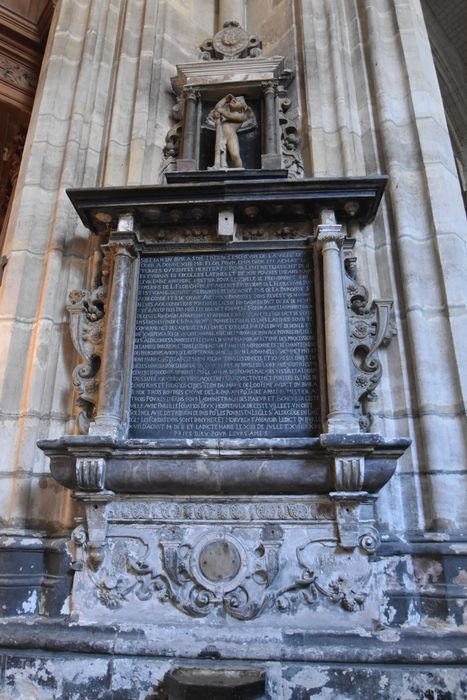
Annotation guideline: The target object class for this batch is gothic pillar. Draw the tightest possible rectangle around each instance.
[317,209,359,434]
[300,0,467,533]
[363,0,467,531]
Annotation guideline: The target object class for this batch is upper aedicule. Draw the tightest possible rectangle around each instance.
[163,21,303,179]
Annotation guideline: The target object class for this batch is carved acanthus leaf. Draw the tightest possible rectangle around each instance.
[0,54,37,91]
[275,544,370,614]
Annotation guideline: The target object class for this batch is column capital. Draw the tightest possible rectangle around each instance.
[316,209,345,250]
[106,238,138,259]
[183,85,200,101]
[261,79,278,95]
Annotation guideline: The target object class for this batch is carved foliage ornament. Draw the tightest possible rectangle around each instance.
[278,93,304,179]
[275,543,370,614]
[161,98,183,172]
[200,21,262,61]
[0,128,26,224]
[0,54,37,92]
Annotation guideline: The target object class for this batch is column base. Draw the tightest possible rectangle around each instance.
[326,413,361,433]
[261,153,282,169]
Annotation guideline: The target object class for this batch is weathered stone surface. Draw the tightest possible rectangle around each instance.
[0,647,465,699]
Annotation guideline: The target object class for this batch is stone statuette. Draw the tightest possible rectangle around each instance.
[206,94,256,169]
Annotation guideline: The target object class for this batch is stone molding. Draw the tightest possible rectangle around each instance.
[170,57,285,95]
[107,498,335,523]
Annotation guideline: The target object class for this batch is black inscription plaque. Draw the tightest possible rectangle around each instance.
[129,249,320,438]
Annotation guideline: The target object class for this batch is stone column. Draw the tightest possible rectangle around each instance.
[178,87,200,171]
[218,0,245,28]
[317,209,359,434]
[300,0,467,533]
[92,216,136,438]
[261,80,281,169]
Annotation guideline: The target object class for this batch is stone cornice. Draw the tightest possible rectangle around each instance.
[67,176,388,234]
[171,56,286,94]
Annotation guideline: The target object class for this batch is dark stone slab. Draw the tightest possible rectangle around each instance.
[38,434,407,495]
[129,249,321,440]
[66,176,388,233]
[0,537,72,617]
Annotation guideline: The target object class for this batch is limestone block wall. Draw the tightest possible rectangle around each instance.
[0,0,214,533]
[0,0,465,541]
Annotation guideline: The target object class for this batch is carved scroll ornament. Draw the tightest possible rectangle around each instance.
[160,98,183,176]
[344,256,397,430]
[67,253,110,433]
[72,523,373,620]
[279,95,304,179]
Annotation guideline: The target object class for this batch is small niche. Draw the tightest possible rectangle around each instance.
[164,667,266,699]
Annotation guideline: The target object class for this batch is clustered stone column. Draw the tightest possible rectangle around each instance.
[316,209,359,434]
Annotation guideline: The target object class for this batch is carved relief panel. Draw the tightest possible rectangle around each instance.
[71,496,377,623]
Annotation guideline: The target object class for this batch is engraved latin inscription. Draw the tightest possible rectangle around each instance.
[129,250,320,438]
